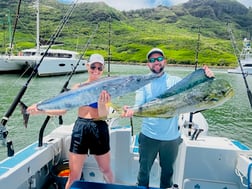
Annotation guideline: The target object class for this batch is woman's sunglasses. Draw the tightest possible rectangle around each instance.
[148,56,164,63]
[90,65,103,71]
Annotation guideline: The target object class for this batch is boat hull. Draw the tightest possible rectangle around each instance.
[0,53,87,76]
[31,57,87,76]
[0,55,26,72]
[227,66,252,75]
[21,49,88,76]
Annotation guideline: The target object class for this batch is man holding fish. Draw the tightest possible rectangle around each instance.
[27,54,114,189]
[122,48,214,188]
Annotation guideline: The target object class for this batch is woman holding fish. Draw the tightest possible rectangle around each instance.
[122,48,214,188]
[27,54,114,189]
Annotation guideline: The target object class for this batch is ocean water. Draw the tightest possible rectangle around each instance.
[0,64,251,160]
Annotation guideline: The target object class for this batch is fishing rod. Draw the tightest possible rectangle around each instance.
[194,22,201,70]
[37,24,99,147]
[107,16,112,77]
[188,22,201,138]
[0,0,78,148]
[105,17,133,135]
[10,0,22,52]
[227,22,252,108]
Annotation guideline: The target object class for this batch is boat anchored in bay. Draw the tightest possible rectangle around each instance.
[228,38,252,75]
[19,47,87,76]
[0,0,87,76]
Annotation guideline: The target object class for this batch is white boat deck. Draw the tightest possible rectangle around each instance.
[0,114,251,189]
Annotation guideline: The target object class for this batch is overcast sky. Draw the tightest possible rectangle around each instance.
[58,0,252,11]
[62,0,252,11]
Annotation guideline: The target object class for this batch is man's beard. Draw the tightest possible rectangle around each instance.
[150,66,164,74]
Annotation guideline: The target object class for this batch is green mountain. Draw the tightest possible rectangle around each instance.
[0,0,251,67]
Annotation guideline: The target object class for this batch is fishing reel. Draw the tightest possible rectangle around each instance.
[0,124,14,156]
[0,124,8,145]
[179,113,205,141]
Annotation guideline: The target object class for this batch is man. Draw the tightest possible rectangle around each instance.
[123,48,214,188]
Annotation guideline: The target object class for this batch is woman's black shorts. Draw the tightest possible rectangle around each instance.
[69,117,110,155]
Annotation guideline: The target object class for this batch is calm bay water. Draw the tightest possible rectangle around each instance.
[0,64,251,160]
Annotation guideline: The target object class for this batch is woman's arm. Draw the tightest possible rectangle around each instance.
[27,103,67,116]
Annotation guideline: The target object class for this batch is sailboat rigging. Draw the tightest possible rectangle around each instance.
[0,0,87,75]
[21,0,87,76]
[0,6,24,72]
[0,0,78,150]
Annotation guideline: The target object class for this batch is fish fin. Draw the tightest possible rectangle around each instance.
[19,101,29,128]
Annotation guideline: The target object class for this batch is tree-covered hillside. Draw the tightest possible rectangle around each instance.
[0,0,251,67]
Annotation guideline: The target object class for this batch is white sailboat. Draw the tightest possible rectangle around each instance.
[0,0,87,76]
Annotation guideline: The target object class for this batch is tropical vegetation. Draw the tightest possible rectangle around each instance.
[0,0,252,67]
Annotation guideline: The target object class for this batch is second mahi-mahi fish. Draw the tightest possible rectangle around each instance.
[128,79,234,118]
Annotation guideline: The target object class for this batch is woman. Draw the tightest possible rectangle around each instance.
[27,54,114,189]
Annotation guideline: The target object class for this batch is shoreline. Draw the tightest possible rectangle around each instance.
[107,61,235,69]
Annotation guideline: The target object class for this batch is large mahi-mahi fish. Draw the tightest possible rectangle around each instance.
[127,79,234,118]
[36,74,160,111]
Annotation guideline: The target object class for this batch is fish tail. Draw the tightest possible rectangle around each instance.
[19,101,29,128]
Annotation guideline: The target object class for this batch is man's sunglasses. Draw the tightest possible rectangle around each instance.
[148,56,164,63]
[90,65,103,71]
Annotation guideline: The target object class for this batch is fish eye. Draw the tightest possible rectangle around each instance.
[211,98,218,102]
[221,90,227,95]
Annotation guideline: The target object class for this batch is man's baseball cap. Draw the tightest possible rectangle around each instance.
[146,48,165,59]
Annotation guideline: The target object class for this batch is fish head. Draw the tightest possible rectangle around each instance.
[205,79,234,105]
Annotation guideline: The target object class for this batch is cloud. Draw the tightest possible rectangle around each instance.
[59,0,252,10]
[160,0,252,8]
[61,0,150,10]
[238,0,252,7]
[102,0,150,10]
